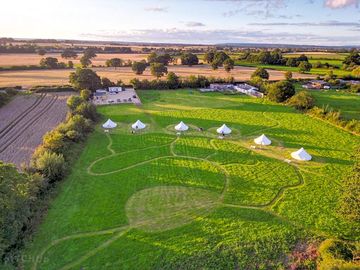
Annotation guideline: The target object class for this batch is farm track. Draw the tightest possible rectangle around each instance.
[0,93,45,139]
[0,95,59,154]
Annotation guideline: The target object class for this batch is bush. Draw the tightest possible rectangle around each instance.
[31,150,65,183]
[350,84,360,93]
[267,81,295,103]
[288,91,315,111]
[251,67,269,80]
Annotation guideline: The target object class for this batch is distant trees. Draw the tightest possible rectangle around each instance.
[39,57,66,69]
[298,61,312,73]
[211,51,230,70]
[37,48,46,56]
[105,58,123,69]
[61,48,78,59]
[288,90,315,110]
[166,72,180,88]
[101,77,115,88]
[69,68,102,91]
[343,51,360,67]
[267,80,295,103]
[147,52,172,66]
[251,67,269,80]
[203,51,215,64]
[180,53,199,66]
[285,71,293,81]
[132,61,147,75]
[223,58,234,72]
[150,63,168,78]
[80,56,92,68]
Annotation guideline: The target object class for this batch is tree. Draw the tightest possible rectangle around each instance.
[40,57,59,69]
[339,148,360,222]
[286,58,298,67]
[69,68,102,91]
[68,61,74,69]
[343,51,360,66]
[61,48,78,59]
[251,67,269,80]
[80,56,92,68]
[288,90,315,110]
[83,48,97,59]
[150,62,168,78]
[180,53,199,66]
[297,54,309,62]
[298,61,312,73]
[37,48,46,56]
[203,51,215,63]
[166,72,180,89]
[352,66,360,78]
[80,89,92,100]
[67,95,84,111]
[223,58,234,72]
[101,77,115,88]
[267,80,295,103]
[105,58,123,69]
[132,61,147,75]
[147,52,172,65]
[32,150,65,183]
[285,71,293,81]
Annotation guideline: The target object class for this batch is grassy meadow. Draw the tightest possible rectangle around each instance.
[21,90,359,269]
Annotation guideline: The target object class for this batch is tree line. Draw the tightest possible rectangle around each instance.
[0,93,98,267]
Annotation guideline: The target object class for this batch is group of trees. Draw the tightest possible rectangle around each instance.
[343,50,360,68]
[203,51,234,71]
[0,93,97,265]
[39,57,67,69]
[180,53,199,66]
[79,48,97,68]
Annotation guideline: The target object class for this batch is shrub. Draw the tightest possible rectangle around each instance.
[80,89,92,100]
[267,81,295,103]
[31,150,65,183]
[251,67,269,80]
[67,96,84,111]
[288,91,315,111]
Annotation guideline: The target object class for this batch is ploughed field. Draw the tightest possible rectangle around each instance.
[0,93,68,167]
[23,90,359,269]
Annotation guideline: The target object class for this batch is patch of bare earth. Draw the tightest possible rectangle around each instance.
[0,93,69,168]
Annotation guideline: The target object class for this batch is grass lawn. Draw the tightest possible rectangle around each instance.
[295,83,360,120]
[20,90,360,270]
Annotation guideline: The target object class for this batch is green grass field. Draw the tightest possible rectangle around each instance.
[295,84,360,120]
[21,90,360,270]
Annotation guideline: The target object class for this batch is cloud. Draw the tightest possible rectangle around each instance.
[80,28,360,46]
[249,20,360,27]
[324,0,359,8]
[185,21,206,27]
[144,6,168,12]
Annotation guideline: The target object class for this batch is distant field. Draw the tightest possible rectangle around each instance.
[0,65,315,88]
[0,53,148,67]
[284,52,348,60]
[22,90,359,270]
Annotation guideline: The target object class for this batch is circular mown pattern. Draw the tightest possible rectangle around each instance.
[125,186,220,232]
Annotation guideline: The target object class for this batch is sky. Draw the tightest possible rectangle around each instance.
[1,0,360,46]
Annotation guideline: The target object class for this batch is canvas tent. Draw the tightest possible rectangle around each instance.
[102,119,117,129]
[254,134,271,146]
[217,124,232,135]
[132,120,146,130]
[175,121,189,131]
[291,148,312,161]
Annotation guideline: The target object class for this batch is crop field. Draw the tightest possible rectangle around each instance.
[0,53,148,67]
[22,90,359,269]
[0,65,315,88]
[0,93,68,167]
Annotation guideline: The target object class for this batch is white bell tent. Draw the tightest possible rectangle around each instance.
[175,121,189,131]
[132,120,146,130]
[254,134,271,146]
[102,119,117,129]
[291,148,312,161]
[217,124,232,135]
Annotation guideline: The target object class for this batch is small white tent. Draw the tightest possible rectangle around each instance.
[132,120,146,130]
[254,134,271,146]
[102,119,117,129]
[291,148,312,161]
[217,124,232,135]
[175,121,189,131]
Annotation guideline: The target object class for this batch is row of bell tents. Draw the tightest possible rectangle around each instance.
[102,119,312,161]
